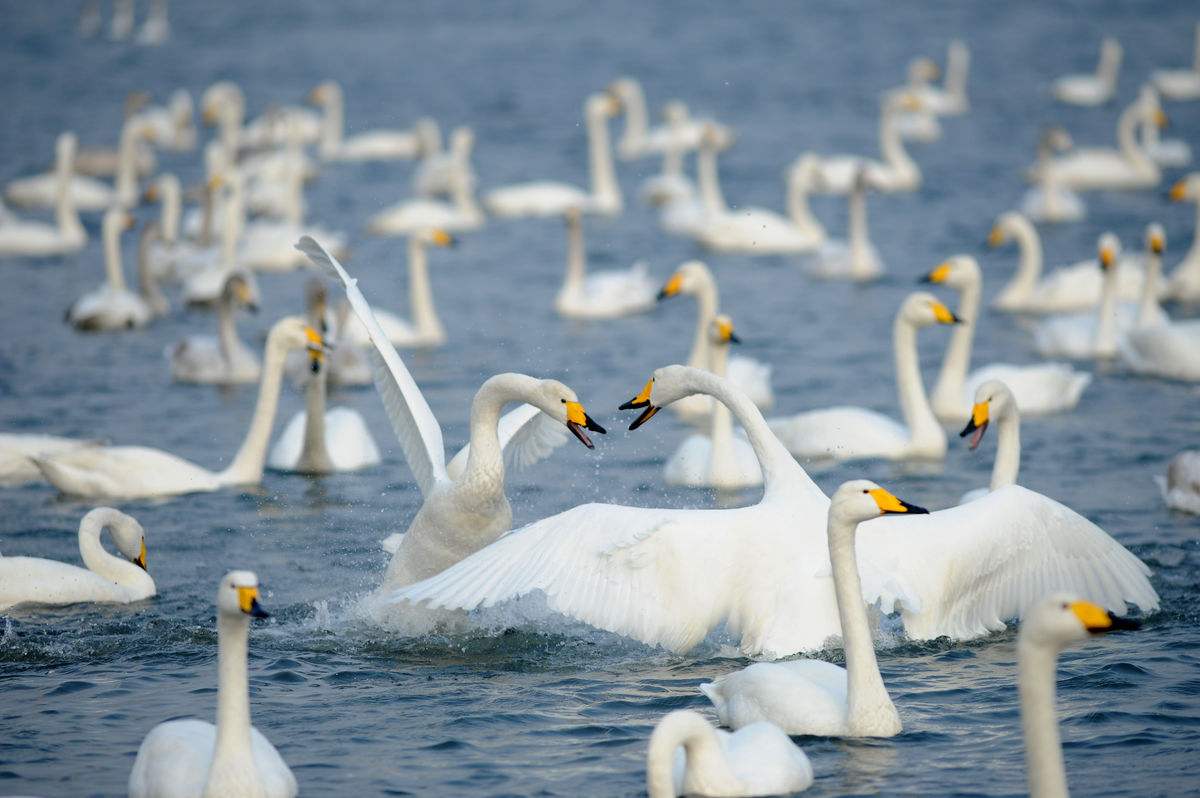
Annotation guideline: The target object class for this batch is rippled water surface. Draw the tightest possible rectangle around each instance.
[2,1,1199,796]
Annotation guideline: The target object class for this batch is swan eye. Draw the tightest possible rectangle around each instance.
[1060,602,1070,610]
[560,399,566,403]
[861,489,869,494]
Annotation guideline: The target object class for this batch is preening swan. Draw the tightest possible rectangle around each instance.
[484,92,622,218]
[128,571,297,798]
[0,433,97,485]
[1053,37,1122,106]
[768,292,959,463]
[169,271,262,385]
[391,364,1156,657]
[1020,128,1086,224]
[1151,23,1200,100]
[922,256,1090,419]
[0,132,86,257]
[957,379,1021,504]
[1033,90,1164,190]
[1016,596,1139,798]
[609,77,733,159]
[1156,451,1200,514]
[664,316,762,489]
[297,236,606,591]
[66,209,159,331]
[700,480,924,737]
[645,710,812,798]
[309,80,420,161]
[0,508,153,611]
[806,166,882,281]
[1118,225,1200,381]
[34,317,324,500]
[555,207,656,319]
[1165,175,1200,302]
[801,92,925,194]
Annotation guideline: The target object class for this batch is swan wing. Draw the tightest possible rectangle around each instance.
[856,485,1159,641]
[445,403,569,480]
[296,236,448,496]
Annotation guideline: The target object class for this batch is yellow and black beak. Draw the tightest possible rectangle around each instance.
[619,377,661,430]
[143,184,160,203]
[931,301,963,325]
[868,487,928,515]
[1170,180,1187,202]
[987,226,1005,248]
[1099,247,1115,270]
[133,539,147,571]
[1150,233,1164,256]
[564,401,606,449]
[431,229,457,248]
[1070,600,1140,634]
[657,273,683,301]
[1155,109,1168,129]
[237,586,270,619]
[920,262,951,284]
[305,326,331,373]
[959,401,990,450]
[716,318,740,345]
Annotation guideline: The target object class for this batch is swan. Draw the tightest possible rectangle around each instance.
[74,114,155,208]
[1016,596,1139,798]
[201,83,318,181]
[806,166,882,281]
[241,101,322,151]
[638,102,697,206]
[327,299,373,388]
[236,169,348,272]
[1165,174,1200,302]
[309,80,420,161]
[136,0,169,45]
[1156,451,1200,514]
[169,272,262,385]
[484,92,622,218]
[66,209,160,331]
[142,173,208,282]
[957,379,1021,504]
[4,125,128,212]
[922,255,1091,419]
[646,710,812,798]
[555,207,656,319]
[889,58,944,143]
[74,97,158,178]
[1033,90,1164,190]
[1137,90,1191,167]
[136,90,195,152]
[912,40,970,115]
[1053,37,1122,106]
[128,571,297,798]
[413,123,476,199]
[609,78,733,159]
[663,315,762,489]
[0,508,152,611]
[367,156,485,235]
[768,292,959,463]
[297,236,607,591]
[656,260,774,421]
[1020,128,1086,224]
[1118,225,1200,381]
[1033,234,1168,360]
[33,317,323,500]
[0,433,97,485]
[699,480,926,737]
[988,212,1147,313]
[391,363,1157,657]
[800,92,925,194]
[179,175,255,307]
[1152,23,1200,100]
[0,133,86,257]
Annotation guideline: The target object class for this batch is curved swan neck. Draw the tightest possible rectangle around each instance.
[78,508,137,584]
[219,329,291,485]
[319,83,344,156]
[1136,251,1162,328]
[880,103,916,175]
[1094,262,1120,357]
[646,712,735,798]
[1019,640,1069,798]
[685,277,720,369]
[408,237,443,342]
[616,81,648,155]
[786,164,822,234]
[461,374,539,492]
[160,178,180,243]
[102,215,127,291]
[115,120,140,205]
[586,104,621,212]
[562,213,587,294]
[298,364,334,473]
[208,611,255,794]
[992,405,1021,491]
[696,142,727,215]
[1009,217,1044,296]
[1116,101,1156,177]
[893,315,943,449]
[54,142,84,240]
[933,271,981,405]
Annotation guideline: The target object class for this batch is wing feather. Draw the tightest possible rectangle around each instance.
[445,404,569,480]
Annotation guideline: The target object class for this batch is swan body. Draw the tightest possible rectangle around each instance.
[35,318,321,500]
[67,209,157,331]
[1151,24,1200,100]
[1138,109,1191,167]
[1053,37,1121,106]
[923,256,1091,420]
[807,167,882,281]
[555,208,656,319]
[770,293,958,462]
[0,133,86,257]
[1156,451,1200,514]
[0,508,153,611]
[1165,175,1200,302]
[413,123,477,198]
[4,121,145,211]
[1119,225,1200,381]
[309,80,419,161]
[801,93,925,194]
[645,710,812,798]
[368,158,484,235]
[129,571,297,798]
[169,272,261,385]
[135,89,195,152]
[1021,128,1086,224]
[0,433,97,485]
[1034,90,1163,190]
[609,78,734,160]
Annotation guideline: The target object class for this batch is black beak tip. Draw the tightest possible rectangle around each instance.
[249,600,270,619]
[903,501,930,515]
[951,314,964,325]
[586,418,607,435]
[728,333,742,345]
[618,399,641,411]
[958,422,974,439]
[655,290,668,301]
[1103,613,1141,632]
[248,303,260,314]
[918,274,934,284]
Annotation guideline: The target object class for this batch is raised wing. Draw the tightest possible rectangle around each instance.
[445,404,569,480]
[296,236,447,496]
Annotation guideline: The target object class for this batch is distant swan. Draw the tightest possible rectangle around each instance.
[1165,174,1200,302]
[1053,37,1122,106]
[309,80,420,161]
[66,209,161,331]
[1119,225,1200,381]
[1151,23,1200,100]
[800,93,925,194]
[168,271,261,385]
[0,132,86,257]
[555,207,656,319]
[609,77,733,159]
[1156,451,1200,514]
[0,433,98,485]
[1020,128,1086,224]
[1033,89,1163,190]
[806,166,882,281]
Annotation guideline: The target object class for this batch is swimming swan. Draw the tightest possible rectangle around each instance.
[128,571,297,798]
[1156,451,1200,514]
[66,209,159,331]
[609,77,733,159]
[806,166,882,281]
[1118,225,1200,381]
[169,271,262,385]
[912,40,970,115]
[957,379,1021,504]
[34,317,324,500]
[0,507,153,611]
[555,207,656,319]
[645,710,813,798]
[0,433,98,485]
[1165,174,1200,302]
[309,80,420,161]
[1053,37,1122,106]
[699,480,926,737]
[638,102,698,206]
[801,93,925,194]
[1020,128,1086,224]
[1137,88,1191,167]
[0,132,86,257]
[368,146,485,235]
[1151,23,1200,100]
[1033,90,1164,190]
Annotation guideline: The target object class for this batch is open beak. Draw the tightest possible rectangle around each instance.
[869,487,928,515]
[133,539,147,571]
[1071,600,1140,634]
[619,377,661,430]
[959,402,990,450]
[564,401,606,449]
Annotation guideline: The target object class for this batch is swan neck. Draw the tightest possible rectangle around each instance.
[848,182,869,273]
[209,612,255,791]
[1094,263,1120,357]
[161,180,180,243]
[707,344,734,478]
[1136,253,1162,328]
[586,107,620,211]
[1011,219,1044,295]
[137,227,166,311]
[284,169,304,227]
[54,148,84,240]
[461,375,534,491]
[786,167,821,234]
[298,365,334,473]
[408,237,443,342]
[320,86,344,155]
[220,331,289,485]
[103,218,127,291]
[646,713,733,798]
[697,144,727,214]
[562,214,586,293]
[1019,640,1069,798]
[893,315,942,449]
[933,275,980,405]
[945,43,969,99]
[992,408,1021,491]
[115,121,139,205]
[880,105,915,174]
[215,295,240,363]
[77,508,132,583]
[1116,102,1155,177]
[685,280,720,369]
[617,83,648,155]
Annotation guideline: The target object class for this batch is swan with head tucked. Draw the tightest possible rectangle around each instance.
[645,710,812,798]
[169,272,262,385]
[1156,451,1200,514]
[1151,23,1200,100]
[555,207,656,319]
[0,433,98,485]
[368,159,485,235]
[1118,225,1200,381]
[1017,596,1139,798]
[0,508,153,611]
[66,209,161,331]
[297,236,607,592]
[308,79,420,161]
[922,256,1090,419]
[656,261,774,422]
[485,92,622,218]
[128,571,296,798]
[768,292,959,463]
[806,166,882,281]
[957,379,1021,504]
[699,480,925,737]
[0,133,86,257]
[1020,128,1086,224]
[1165,174,1200,302]
[608,77,734,160]
[664,316,762,489]
[33,317,322,500]
[800,92,925,194]
[1053,37,1122,106]
[1032,90,1164,190]
[391,364,1156,657]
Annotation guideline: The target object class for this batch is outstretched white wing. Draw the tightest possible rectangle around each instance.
[857,485,1159,641]
[445,404,570,480]
[296,236,447,496]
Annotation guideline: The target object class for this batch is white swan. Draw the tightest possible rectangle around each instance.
[4,123,132,212]
[923,256,1091,419]
[645,710,812,798]
[1152,23,1200,100]
[0,508,153,611]
[957,379,1021,504]
[806,166,882,281]
[128,571,297,798]
[1020,128,1086,224]
[555,207,656,319]
[1017,596,1139,798]
[34,317,322,500]
[142,173,207,282]
[656,261,774,422]
[890,58,944,143]
[179,175,252,307]
[1053,37,1122,106]
[699,480,925,737]
[67,209,159,331]
[297,236,607,591]
[0,433,97,485]
[136,0,170,46]
[638,102,698,206]
[664,316,762,489]
[1137,89,1191,166]
[801,92,925,194]
[367,155,485,235]
[327,299,374,388]
[136,89,195,152]
[169,272,261,385]
[1165,174,1200,302]
[413,123,476,199]
[485,92,622,218]
[1119,225,1200,381]
[1156,451,1200,514]
[913,40,970,115]
[0,133,86,257]
[769,292,959,462]
[309,80,420,161]
[391,364,1157,657]
[1034,90,1164,190]
[74,96,158,177]
[609,78,733,160]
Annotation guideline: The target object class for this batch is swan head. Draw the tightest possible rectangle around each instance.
[1096,233,1121,271]
[900,292,962,328]
[620,364,710,430]
[886,91,925,114]
[908,57,940,85]
[415,228,456,249]
[307,80,340,106]
[988,211,1033,249]
[920,255,979,289]
[662,100,689,124]
[656,260,712,301]
[607,78,640,103]
[1170,174,1199,203]
[698,122,733,151]
[959,379,1016,451]
[709,314,740,346]
[1020,594,1138,652]
[102,208,135,237]
[588,91,621,118]
[1138,85,1168,128]
[831,480,928,527]
[200,81,241,125]
[449,126,474,155]
[55,131,78,162]
[218,570,269,620]
[530,379,606,449]
[142,173,178,204]
[268,316,328,360]
[223,271,260,314]
[1146,224,1165,256]
[100,509,148,571]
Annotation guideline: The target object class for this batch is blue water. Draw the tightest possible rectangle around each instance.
[2,1,1199,795]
